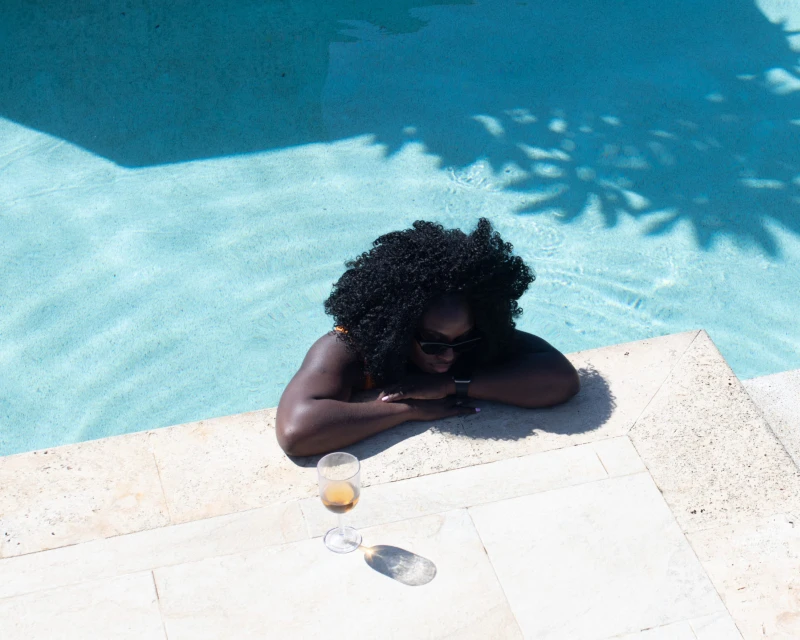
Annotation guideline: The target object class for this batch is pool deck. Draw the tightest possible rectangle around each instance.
[1,330,798,639]
[744,370,800,472]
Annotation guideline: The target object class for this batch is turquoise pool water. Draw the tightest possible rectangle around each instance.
[2,0,800,455]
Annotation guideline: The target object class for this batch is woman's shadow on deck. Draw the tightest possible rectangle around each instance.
[291,365,615,467]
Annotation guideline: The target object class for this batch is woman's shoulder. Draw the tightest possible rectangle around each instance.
[512,329,558,353]
[311,331,378,390]
[307,330,359,365]
[278,332,364,412]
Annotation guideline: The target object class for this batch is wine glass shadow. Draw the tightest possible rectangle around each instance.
[360,544,437,586]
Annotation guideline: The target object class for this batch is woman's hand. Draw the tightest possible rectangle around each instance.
[404,397,479,421]
[379,374,455,402]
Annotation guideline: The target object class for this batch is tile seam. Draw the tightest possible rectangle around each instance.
[600,619,695,640]
[625,437,716,539]
[0,566,150,603]
[0,497,305,565]
[627,329,702,435]
[151,450,173,524]
[463,508,525,638]
[627,331,800,535]
[633,470,738,632]
[593,449,610,477]
[152,570,170,640]
[740,385,800,474]
[601,614,735,640]
[298,500,315,540]
[358,433,627,490]
[0,539,84,563]
[595,472,737,639]
[687,614,741,640]
[0,527,309,603]
[0,569,160,603]
[304,472,647,539]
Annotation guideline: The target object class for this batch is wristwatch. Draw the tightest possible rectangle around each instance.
[453,375,471,399]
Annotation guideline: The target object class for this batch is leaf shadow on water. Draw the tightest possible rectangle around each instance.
[322,0,800,255]
[3,0,797,252]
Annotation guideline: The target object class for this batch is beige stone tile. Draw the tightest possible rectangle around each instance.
[154,509,521,639]
[347,418,483,487]
[348,419,481,486]
[149,407,317,524]
[469,473,725,640]
[300,440,607,536]
[688,513,800,640]
[743,369,800,470]
[463,331,699,462]
[292,332,696,487]
[289,396,483,487]
[690,612,743,639]
[630,331,800,533]
[609,621,696,639]
[0,572,165,640]
[0,432,169,558]
[608,614,742,640]
[0,500,305,600]
[591,436,647,476]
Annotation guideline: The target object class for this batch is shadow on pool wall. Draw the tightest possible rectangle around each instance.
[0,0,470,167]
[2,0,798,254]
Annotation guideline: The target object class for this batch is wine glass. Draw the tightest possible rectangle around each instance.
[317,452,362,553]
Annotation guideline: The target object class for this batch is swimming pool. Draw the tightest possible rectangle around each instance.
[2,0,799,455]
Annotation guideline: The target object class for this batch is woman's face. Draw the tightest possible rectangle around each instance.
[409,296,474,375]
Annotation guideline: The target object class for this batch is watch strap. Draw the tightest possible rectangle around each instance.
[453,376,471,398]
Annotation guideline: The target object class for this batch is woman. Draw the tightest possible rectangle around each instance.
[276,218,579,456]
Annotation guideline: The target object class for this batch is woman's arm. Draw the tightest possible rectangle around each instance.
[275,334,475,456]
[380,330,579,409]
[465,331,580,408]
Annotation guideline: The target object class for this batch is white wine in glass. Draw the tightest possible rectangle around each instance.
[317,452,362,553]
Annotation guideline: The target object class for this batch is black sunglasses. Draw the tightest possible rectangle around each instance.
[414,333,482,356]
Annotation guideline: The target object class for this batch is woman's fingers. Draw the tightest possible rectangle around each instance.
[380,391,405,402]
[449,403,480,417]
[405,398,481,421]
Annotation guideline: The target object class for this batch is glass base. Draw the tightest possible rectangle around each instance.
[323,526,362,554]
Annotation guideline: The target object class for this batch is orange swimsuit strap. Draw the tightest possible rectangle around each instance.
[333,326,376,390]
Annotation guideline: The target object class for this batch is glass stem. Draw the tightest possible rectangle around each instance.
[338,514,345,537]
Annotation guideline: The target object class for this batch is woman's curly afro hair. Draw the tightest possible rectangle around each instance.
[324,218,535,384]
